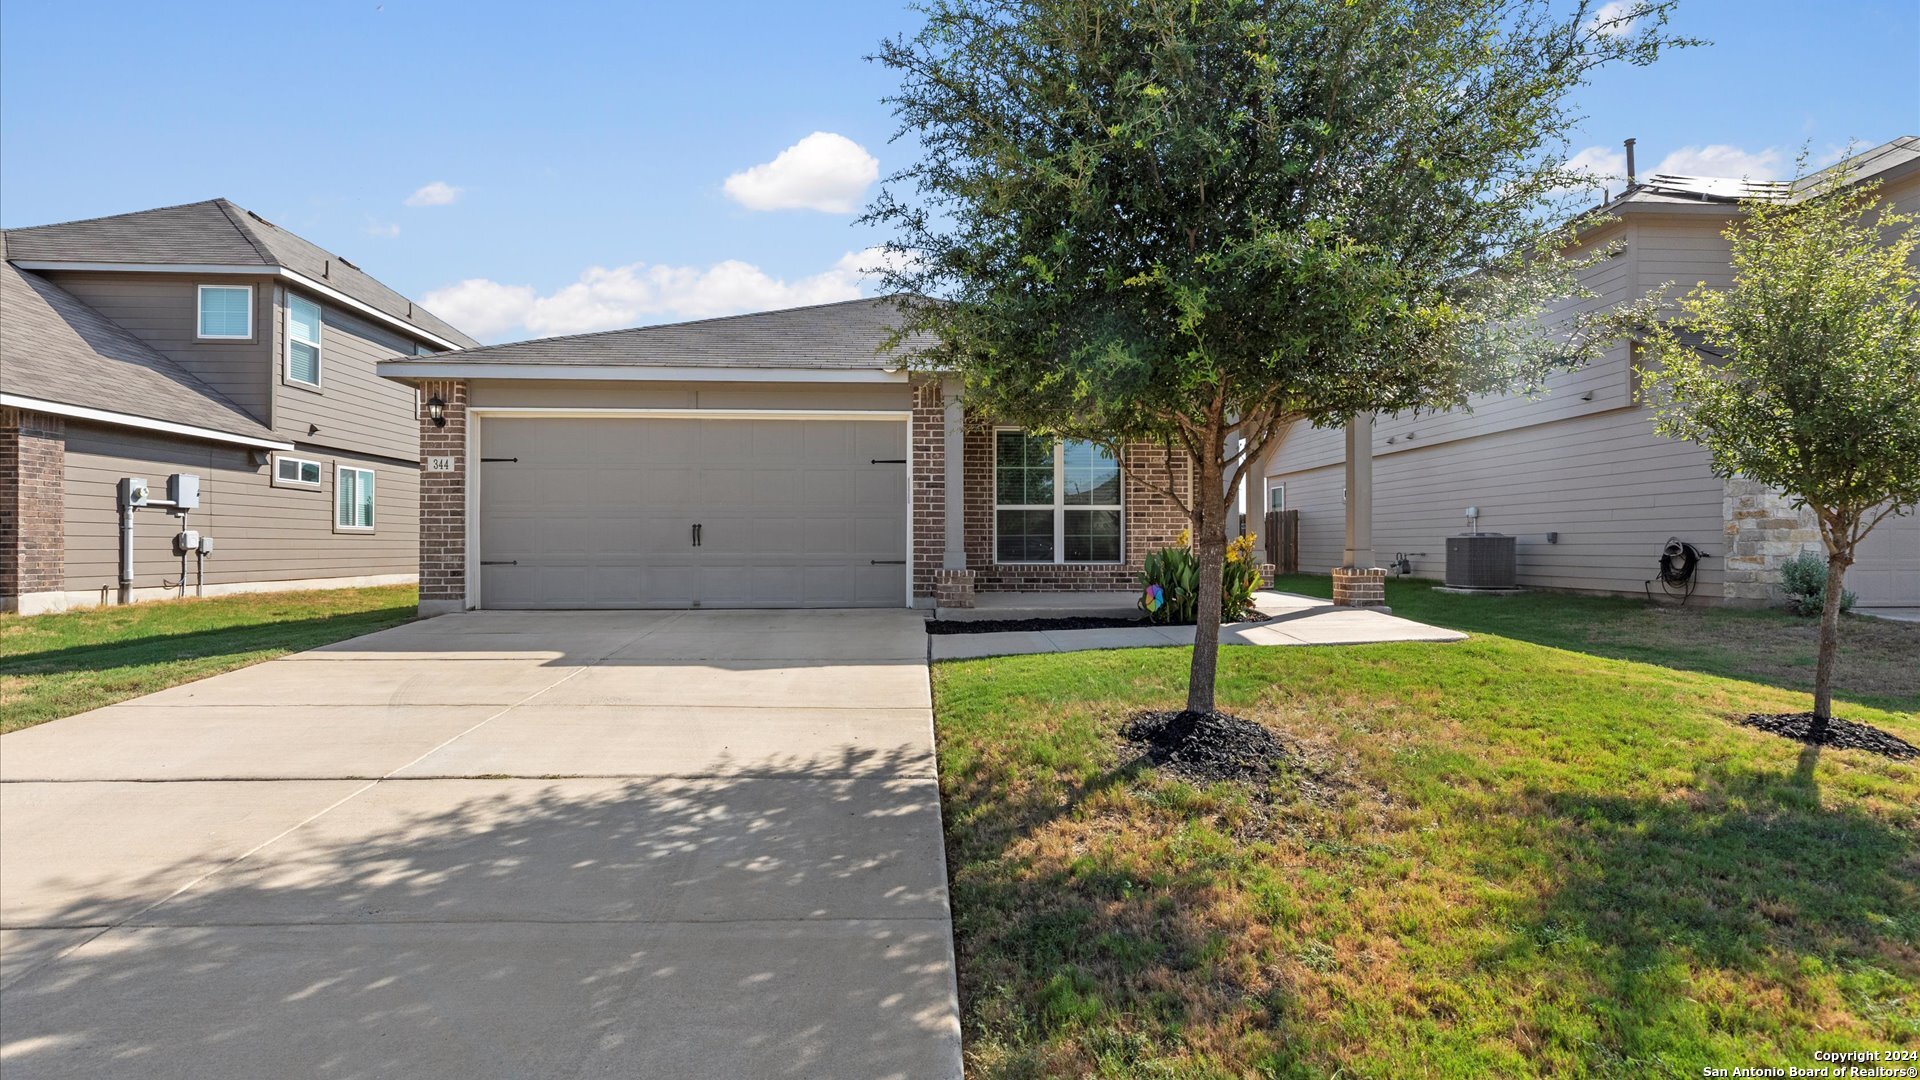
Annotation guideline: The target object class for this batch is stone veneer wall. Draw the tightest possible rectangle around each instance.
[0,408,67,610]
[416,379,468,614]
[1721,476,1822,603]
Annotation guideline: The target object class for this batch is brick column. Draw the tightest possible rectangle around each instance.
[910,378,961,606]
[0,408,67,614]
[1332,566,1388,609]
[417,380,468,616]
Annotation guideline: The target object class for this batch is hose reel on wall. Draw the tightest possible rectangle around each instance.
[1646,537,1706,603]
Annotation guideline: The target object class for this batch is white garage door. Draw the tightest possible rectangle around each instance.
[478,416,908,609]
[1847,511,1919,608]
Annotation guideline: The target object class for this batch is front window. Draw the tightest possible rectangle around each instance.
[335,466,374,530]
[994,431,1122,563]
[274,455,322,488]
[287,294,323,387]
[197,285,252,339]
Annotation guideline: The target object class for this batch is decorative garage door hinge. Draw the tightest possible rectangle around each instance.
[870,458,906,464]
[481,457,519,463]
[480,560,518,566]
[870,559,907,565]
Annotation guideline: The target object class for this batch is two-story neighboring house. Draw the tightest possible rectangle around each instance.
[0,199,479,614]
[1251,137,1919,610]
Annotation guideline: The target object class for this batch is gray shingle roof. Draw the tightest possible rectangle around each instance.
[3,199,479,348]
[385,296,929,371]
[0,256,281,441]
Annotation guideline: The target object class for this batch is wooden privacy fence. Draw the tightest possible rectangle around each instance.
[1264,509,1299,575]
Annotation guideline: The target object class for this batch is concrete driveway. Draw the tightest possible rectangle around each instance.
[0,609,961,1080]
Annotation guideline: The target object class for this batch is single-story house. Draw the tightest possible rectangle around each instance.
[377,298,1192,614]
[1,199,478,614]
[1250,136,1920,609]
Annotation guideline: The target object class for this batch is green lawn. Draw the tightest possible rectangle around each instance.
[1272,573,1920,714]
[933,592,1919,1076]
[0,585,418,733]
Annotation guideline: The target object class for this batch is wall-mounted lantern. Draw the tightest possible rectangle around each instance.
[426,396,447,428]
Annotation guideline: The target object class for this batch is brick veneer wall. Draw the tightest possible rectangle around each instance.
[417,379,468,613]
[962,420,1191,592]
[0,408,67,607]
[910,379,946,601]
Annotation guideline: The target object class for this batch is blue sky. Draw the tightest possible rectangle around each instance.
[3,0,1915,343]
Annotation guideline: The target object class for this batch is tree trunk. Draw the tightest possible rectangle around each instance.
[1186,452,1227,715]
[1810,550,1850,735]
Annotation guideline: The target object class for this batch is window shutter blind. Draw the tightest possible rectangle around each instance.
[199,287,251,337]
[288,296,322,384]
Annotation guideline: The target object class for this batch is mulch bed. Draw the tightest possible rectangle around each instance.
[1738,712,1918,760]
[925,615,1153,635]
[1121,709,1297,783]
[926,612,1272,635]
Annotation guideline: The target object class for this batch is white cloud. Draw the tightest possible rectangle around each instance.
[405,181,463,207]
[1653,144,1785,180]
[365,222,401,238]
[421,247,906,342]
[1585,0,1639,37]
[723,132,879,213]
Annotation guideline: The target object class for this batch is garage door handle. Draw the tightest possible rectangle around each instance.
[870,559,906,565]
[692,523,702,547]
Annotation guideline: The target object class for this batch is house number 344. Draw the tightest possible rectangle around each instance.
[426,456,456,473]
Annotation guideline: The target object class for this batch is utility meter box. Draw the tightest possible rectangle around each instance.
[167,473,201,510]
[119,477,149,507]
[197,535,215,556]
[173,530,201,555]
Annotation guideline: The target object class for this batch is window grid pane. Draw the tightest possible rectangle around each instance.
[995,509,1054,562]
[199,287,250,337]
[336,469,374,528]
[1065,509,1122,562]
[288,296,322,385]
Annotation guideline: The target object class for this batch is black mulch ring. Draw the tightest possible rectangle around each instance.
[926,612,1272,635]
[1121,709,1297,784]
[1738,712,1918,760]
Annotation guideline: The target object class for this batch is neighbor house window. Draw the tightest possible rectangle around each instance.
[336,466,375,530]
[1268,484,1285,512]
[994,431,1122,563]
[287,294,323,387]
[197,285,253,339]
[273,455,323,488]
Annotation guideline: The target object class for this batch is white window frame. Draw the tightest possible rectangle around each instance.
[991,427,1124,565]
[272,454,324,489]
[286,293,324,389]
[196,284,254,340]
[335,465,375,532]
[1268,483,1285,512]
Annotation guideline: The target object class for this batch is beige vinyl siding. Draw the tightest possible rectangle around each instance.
[39,271,274,421]
[1268,405,1726,595]
[271,286,424,462]
[61,423,418,594]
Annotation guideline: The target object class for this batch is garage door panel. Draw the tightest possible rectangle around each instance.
[1847,511,1919,607]
[479,417,906,609]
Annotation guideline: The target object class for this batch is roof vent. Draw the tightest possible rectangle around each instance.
[246,210,277,228]
[338,255,360,270]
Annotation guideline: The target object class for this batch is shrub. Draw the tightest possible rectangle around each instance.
[1140,531,1264,624]
[1778,549,1856,616]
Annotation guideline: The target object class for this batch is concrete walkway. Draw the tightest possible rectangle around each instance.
[0,609,961,1080]
[931,590,1466,660]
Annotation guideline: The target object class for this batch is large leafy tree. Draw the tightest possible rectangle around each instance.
[1643,174,1920,735]
[868,0,1684,712]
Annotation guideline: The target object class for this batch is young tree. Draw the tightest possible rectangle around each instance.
[1642,174,1920,735]
[868,0,1683,712]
